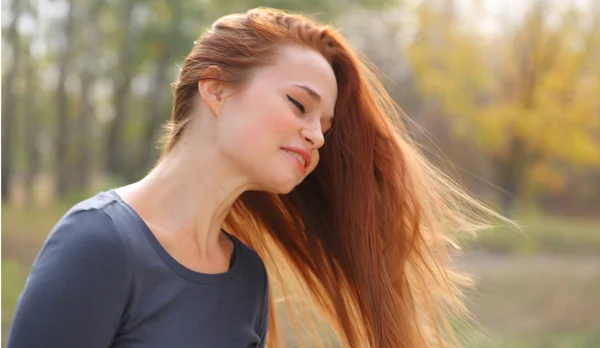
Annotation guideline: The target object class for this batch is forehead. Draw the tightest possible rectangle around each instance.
[251,44,338,111]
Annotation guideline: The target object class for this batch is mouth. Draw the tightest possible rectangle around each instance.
[281,147,311,171]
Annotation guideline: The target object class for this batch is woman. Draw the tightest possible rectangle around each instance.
[8,7,507,348]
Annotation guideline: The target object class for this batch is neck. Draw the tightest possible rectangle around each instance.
[120,143,252,252]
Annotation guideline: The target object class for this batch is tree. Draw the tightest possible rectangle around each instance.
[1,0,25,201]
[22,33,41,206]
[205,0,399,19]
[73,0,107,193]
[408,0,600,215]
[54,0,78,199]
[105,0,139,177]
[137,0,189,174]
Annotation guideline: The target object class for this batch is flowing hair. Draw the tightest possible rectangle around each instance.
[161,7,510,348]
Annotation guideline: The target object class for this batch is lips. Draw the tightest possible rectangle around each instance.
[281,146,311,170]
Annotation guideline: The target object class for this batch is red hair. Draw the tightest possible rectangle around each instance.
[162,7,507,348]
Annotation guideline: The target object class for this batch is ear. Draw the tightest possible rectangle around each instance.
[198,66,226,117]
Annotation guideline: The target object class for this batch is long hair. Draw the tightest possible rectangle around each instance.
[162,7,509,348]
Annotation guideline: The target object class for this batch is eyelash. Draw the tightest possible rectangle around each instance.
[286,94,334,135]
[286,95,305,113]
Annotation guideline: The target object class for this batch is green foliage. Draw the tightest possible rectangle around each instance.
[204,0,399,20]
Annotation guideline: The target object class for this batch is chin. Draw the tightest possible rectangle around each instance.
[261,173,302,195]
[269,181,299,195]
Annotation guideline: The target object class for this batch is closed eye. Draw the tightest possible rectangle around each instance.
[287,95,305,113]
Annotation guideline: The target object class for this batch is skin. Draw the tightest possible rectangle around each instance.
[116,44,337,274]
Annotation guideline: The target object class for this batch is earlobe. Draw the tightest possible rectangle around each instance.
[198,66,226,117]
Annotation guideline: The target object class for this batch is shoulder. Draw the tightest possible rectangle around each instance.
[42,192,129,265]
[229,237,270,339]
[8,193,133,348]
[21,192,133,305]
[227,237,269,305]
[230,234,268,278]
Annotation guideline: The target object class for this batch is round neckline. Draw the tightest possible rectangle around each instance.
[107,188,243,286]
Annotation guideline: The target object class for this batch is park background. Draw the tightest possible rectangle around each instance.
[2,0,599,346]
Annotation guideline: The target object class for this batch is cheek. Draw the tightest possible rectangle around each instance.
[219,113,288,163]
[238,106,297,145]
[269,112,298,137]
[220,87,300,161]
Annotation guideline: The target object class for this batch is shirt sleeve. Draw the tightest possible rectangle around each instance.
[257,264,270,348]
[7,208,131,348]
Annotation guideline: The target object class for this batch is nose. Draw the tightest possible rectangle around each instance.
[300,120,325,149]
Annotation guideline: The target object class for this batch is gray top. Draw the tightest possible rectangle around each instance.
[8,189,269,348]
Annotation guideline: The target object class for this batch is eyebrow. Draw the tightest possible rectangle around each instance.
[293,84,321,102]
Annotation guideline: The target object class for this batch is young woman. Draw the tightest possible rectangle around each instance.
[8,7,506,348]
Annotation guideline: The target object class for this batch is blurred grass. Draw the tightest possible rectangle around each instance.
[457,254,600,348]
[2,259,26,346]
[3,203,72,240]
[2,203,600,347]
[462,214,600,255]
[463,332,600,348]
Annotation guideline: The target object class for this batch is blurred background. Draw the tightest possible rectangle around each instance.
[2,0,599,346]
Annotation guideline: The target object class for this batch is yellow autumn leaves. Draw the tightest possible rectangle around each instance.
[407,1,600,198]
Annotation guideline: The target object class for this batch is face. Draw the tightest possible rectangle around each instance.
[208,44,338,194]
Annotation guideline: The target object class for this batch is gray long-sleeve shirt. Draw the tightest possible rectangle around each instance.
[8,189,269,348]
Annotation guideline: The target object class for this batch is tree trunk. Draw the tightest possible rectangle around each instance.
[494,9,543,218]
[23,46,40,206]
[138,2,182,173]
[494,135,530,218]
[137,50,170,174]
[1,0,23,202]
[54,0,78,200]
[498,169,518,219]
[74,0,106,193]
[106,0,137,178]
